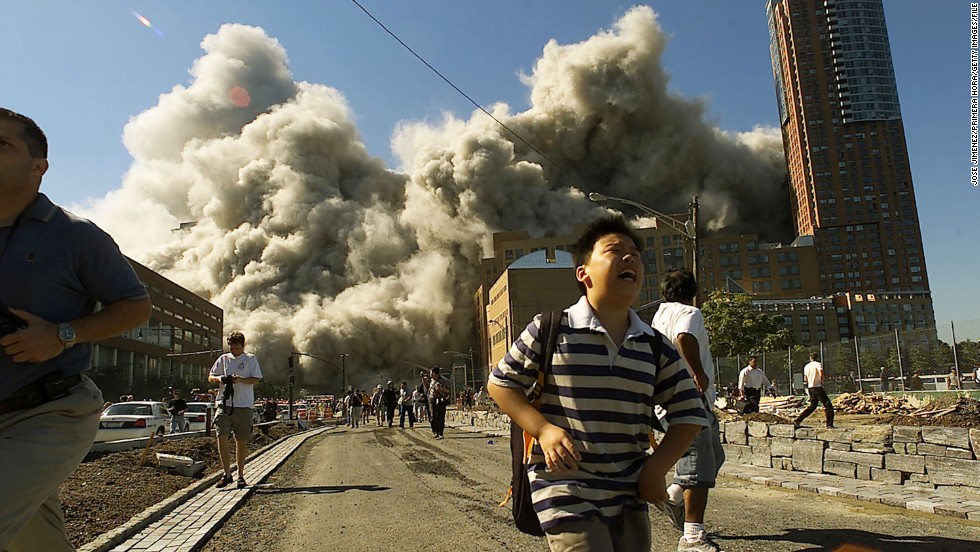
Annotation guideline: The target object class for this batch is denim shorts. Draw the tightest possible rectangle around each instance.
[673,399,725,488]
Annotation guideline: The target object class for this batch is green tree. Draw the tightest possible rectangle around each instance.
[702,290,794,357]
[907,345,931,376]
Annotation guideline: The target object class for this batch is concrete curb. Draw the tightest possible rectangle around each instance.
[78,424,333,552]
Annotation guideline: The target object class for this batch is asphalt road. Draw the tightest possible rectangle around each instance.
[202,421,980,552]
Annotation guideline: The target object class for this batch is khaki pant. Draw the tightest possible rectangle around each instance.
[545,508,651,552]
[0,376,102,551]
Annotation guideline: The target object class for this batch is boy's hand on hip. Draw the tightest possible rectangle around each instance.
[538,423,581,472]
[637,457,668,503]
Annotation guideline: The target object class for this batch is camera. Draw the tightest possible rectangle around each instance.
[0,307,27,337]
[220,375,235,413]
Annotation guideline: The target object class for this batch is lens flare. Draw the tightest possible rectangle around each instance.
[132,12,165,37]
[228,86,251,108]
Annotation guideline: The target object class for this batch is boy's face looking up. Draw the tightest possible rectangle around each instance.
[576,232,643,309]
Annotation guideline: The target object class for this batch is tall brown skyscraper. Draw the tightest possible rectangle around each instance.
[766,0,934,333]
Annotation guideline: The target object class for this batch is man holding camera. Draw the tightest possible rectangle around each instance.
[208,331,263,489]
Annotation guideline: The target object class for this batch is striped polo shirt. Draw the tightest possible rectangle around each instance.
[490,296,708,530]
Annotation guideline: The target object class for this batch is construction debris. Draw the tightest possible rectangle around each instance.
[831,392,917,415]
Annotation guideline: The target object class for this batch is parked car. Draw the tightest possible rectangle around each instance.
[95,401,168,442]
[183,402,214,432]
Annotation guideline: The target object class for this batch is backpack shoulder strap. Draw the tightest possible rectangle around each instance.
[532,310,562,406]
[650,329,663,369]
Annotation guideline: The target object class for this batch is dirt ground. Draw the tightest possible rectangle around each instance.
[62,423,309,549]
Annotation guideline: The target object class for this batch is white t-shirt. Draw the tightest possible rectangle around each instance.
[652,302,716,403]
[209,352,263,408]
[803,360,823,388]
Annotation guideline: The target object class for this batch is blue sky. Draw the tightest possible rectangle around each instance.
[1,1,975,329]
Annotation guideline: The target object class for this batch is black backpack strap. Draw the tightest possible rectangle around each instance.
[650,329,663,369]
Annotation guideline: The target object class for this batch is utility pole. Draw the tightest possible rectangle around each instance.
[690,195,700,306]
[288,354,295,420]
[340,353,349,391]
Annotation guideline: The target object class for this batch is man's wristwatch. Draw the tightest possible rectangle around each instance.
[57,322,76,349]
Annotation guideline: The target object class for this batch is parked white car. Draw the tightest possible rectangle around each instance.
[183,402,214,432]
[95,401,168,442]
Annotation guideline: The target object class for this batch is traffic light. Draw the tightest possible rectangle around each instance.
[288,355,293,369]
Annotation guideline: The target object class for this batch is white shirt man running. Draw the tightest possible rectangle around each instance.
[793,352,835,429]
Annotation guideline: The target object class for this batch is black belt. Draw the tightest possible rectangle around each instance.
[0,372,83,415]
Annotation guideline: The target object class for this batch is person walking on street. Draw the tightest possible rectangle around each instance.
[428,367,451,439]
[0,108,152,551]
[651,267,726,552]
[346,389,361,428]
[413,384,426,421]
[417,376,431,421]
[737,356,773,414]
[168,388,188,433]
[209,331,263,489]
[879,366,890,393]
[381,380,398,428]
[371,384,384,426]
[793,352,835,429]
[398,381,416,428]
[360,389,371,424]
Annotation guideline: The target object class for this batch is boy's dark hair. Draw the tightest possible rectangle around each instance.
[572,215,643,293]
[660,267,698,302]
[0,108,48,158]
[431,366,441,375]
[227,331,245,345]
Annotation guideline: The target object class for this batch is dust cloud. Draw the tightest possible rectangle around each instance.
[76,7,788,388]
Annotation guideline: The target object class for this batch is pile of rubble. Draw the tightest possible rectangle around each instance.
[831,392,917,415]
[906,396,980,418]
[831,392,980,420]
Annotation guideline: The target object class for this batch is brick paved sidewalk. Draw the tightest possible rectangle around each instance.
[80,425,334,552]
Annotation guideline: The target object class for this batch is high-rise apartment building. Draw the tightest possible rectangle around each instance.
[766,0,934,334]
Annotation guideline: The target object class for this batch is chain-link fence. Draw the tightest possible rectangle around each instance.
[712,318,980,397]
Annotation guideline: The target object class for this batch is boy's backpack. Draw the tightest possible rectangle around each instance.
[504,310,562,537]
[501,311,666,536]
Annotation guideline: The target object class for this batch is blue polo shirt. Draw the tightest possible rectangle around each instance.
[0,194,148,400]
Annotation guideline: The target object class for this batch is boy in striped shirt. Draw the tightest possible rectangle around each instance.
[489,215,708,551]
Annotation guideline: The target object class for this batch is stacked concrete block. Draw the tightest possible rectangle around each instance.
[721,421,980,492]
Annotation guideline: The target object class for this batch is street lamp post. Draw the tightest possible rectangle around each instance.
[287,354,295,419]
[339,353,349,391]
[443,350,473,398]
[589,192,700,304]
[488,318,508,369]
[165,348,224,393]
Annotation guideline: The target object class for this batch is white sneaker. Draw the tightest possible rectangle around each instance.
[654,499,685,530]
[677,530,723,552]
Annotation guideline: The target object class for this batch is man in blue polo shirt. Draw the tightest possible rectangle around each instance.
[0,108,151,551]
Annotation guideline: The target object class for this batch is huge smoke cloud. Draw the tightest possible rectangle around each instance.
[77,6,788,388]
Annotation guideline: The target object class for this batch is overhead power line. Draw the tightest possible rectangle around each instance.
[349,0,554,165]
